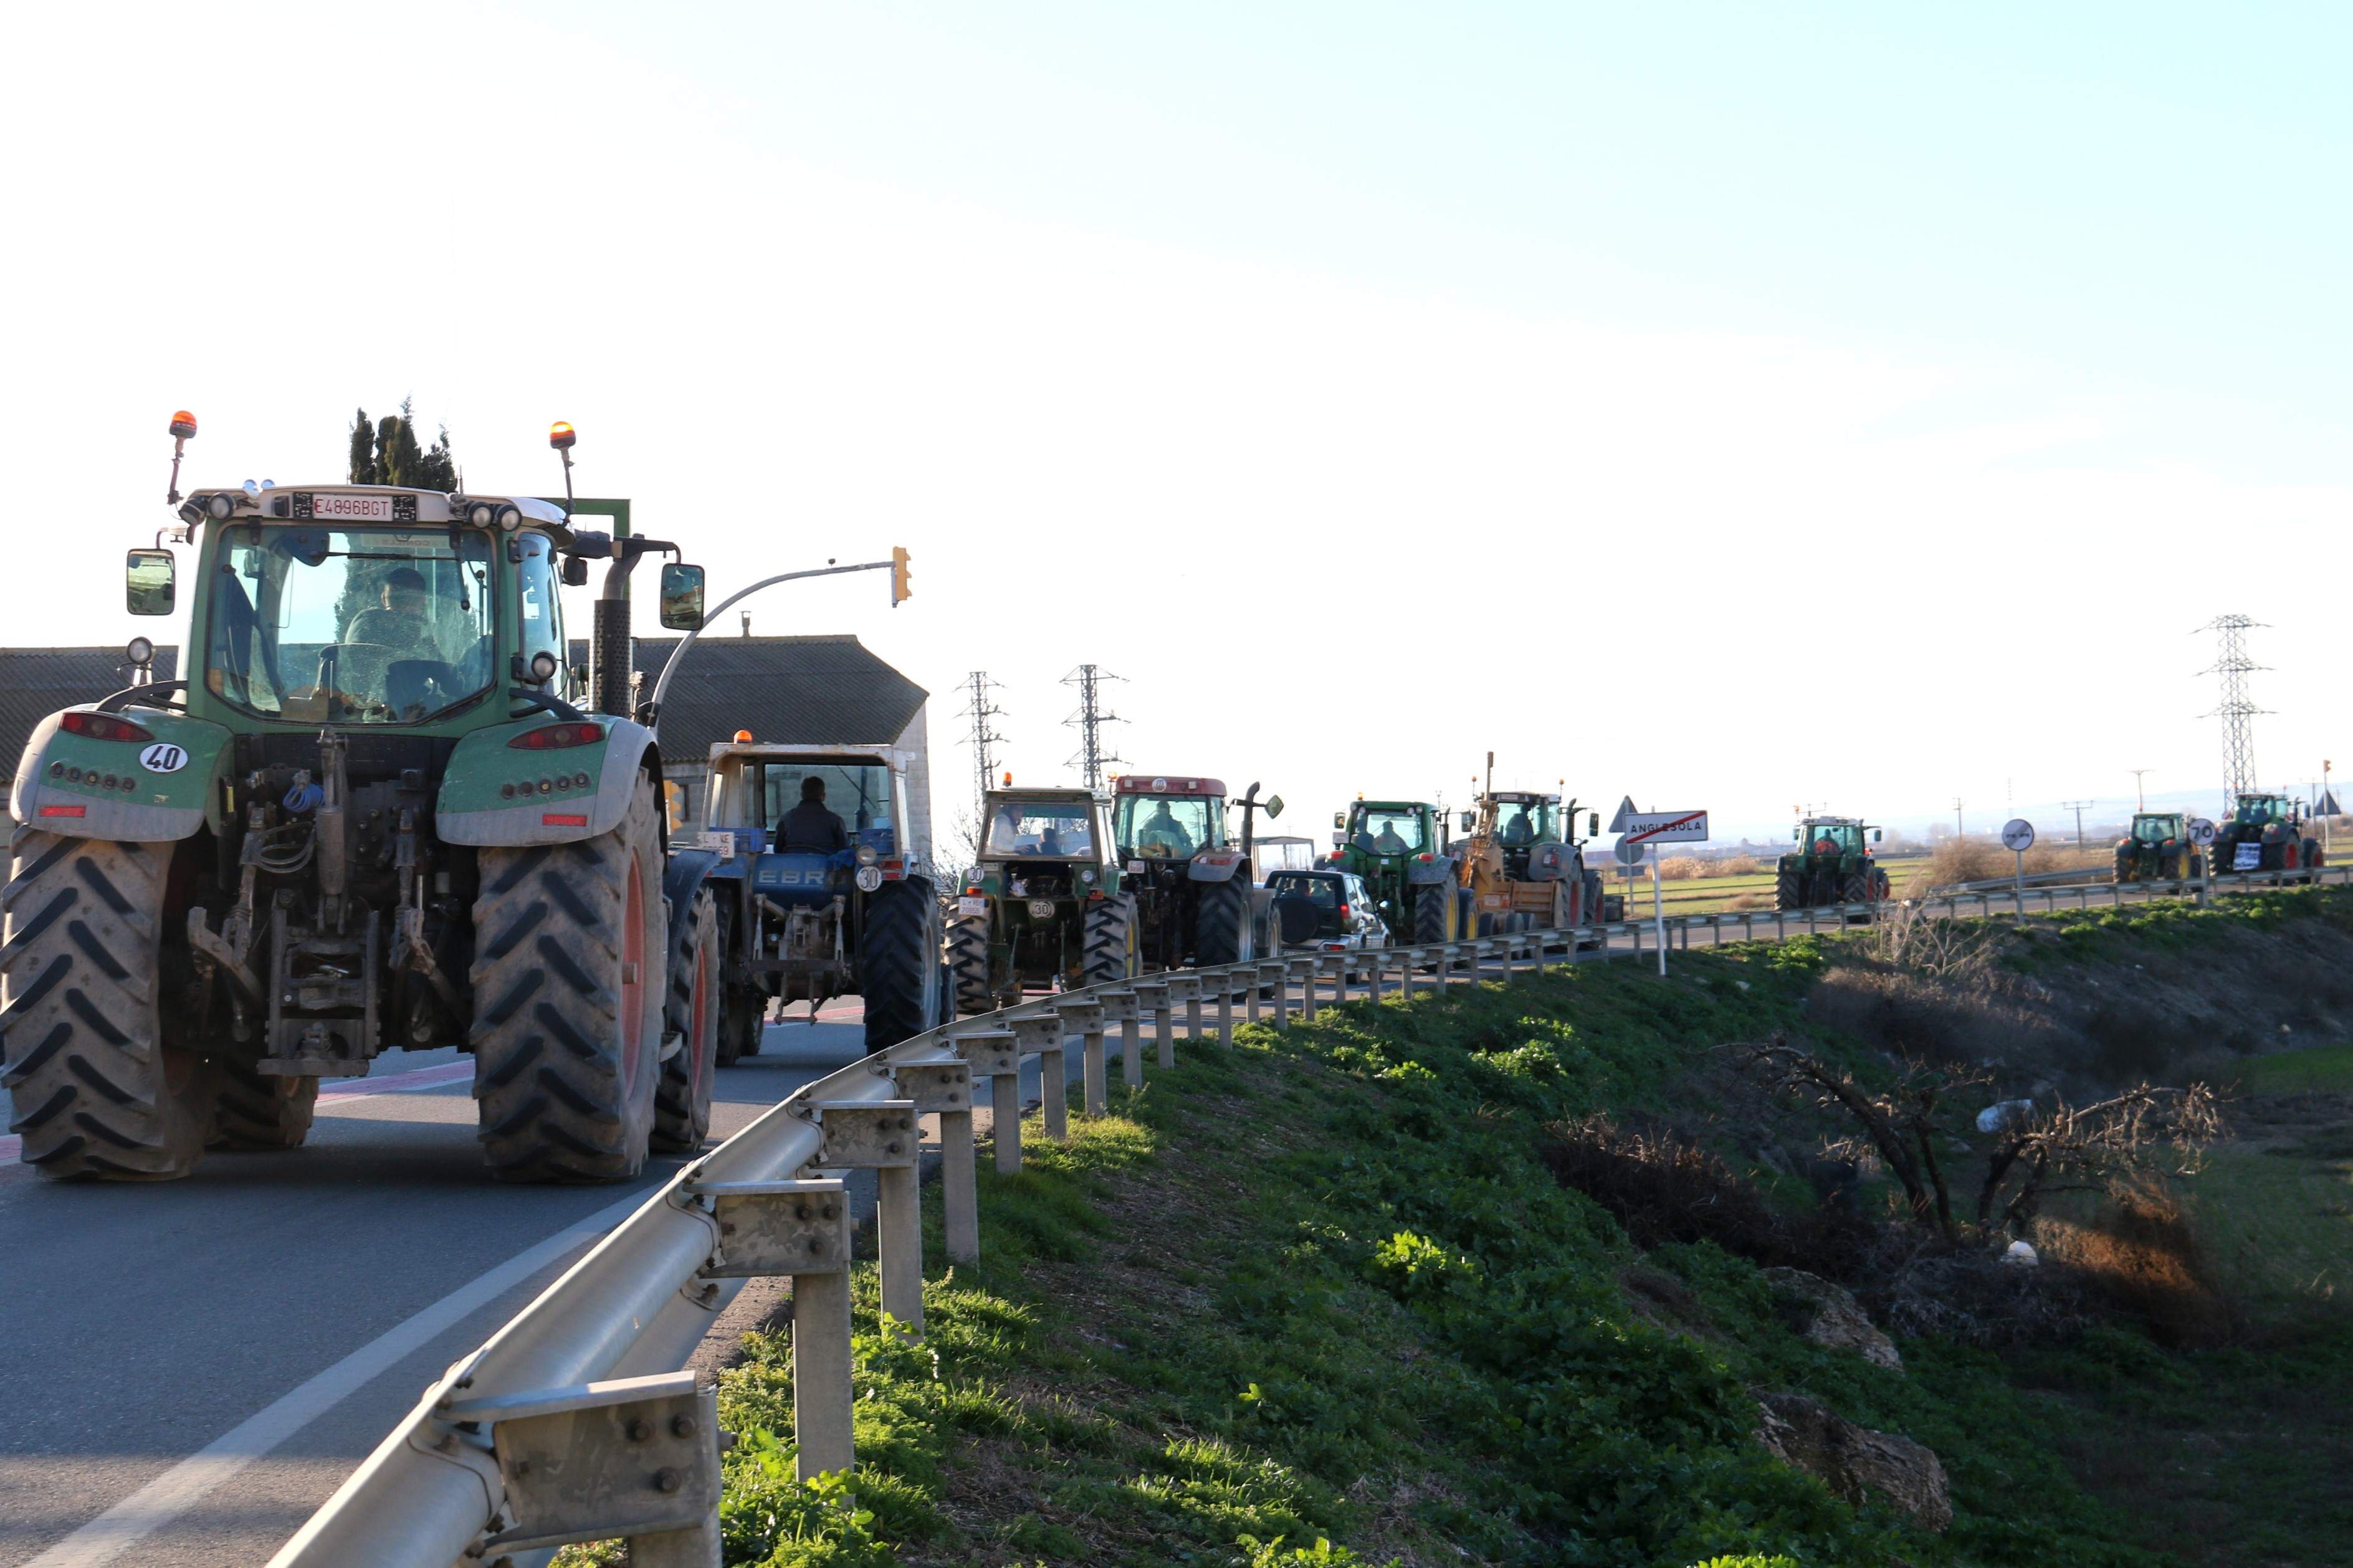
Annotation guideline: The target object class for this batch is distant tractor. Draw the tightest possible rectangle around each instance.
[2113,812,2201,883]
[1454,788,1606,933]
[1328,799,1466,944]
[694,739,942,1060]
[2208,792,2324,876]
[1775,817,1890,911]
[948,787,1135,1012]
[1109,774,1279,971]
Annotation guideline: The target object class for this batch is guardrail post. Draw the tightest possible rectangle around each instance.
[1246,963,1264,1024]
[1369,951,1388,1000]
[1089,992,1134,1106]
[1269,961,1292,1025]
[1130,980,1169,1075]
[891,1060,976,1265]
[1013,1016,1069,1143]
[1057,999,1107,1117]
[952,1029,1024,1176]
[1330,952,1351,1004]
[1297,957,1320,1019]
[808,1100,923,1339]
[692,1178,853,1480]
[1215,970,1235,1044]
[1162,973,1200,1065]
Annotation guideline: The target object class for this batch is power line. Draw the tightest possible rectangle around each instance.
[2128,768,2154,812]
[1061,664,1126,791]
[2195,614,2269,816]
[2060,799,2096,850]
[960,671,1008,819]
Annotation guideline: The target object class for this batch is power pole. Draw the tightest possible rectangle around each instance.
[2197,614,2269,817]
[960,671,1008,820]
[1060,664,1126,791]
[2129,768,2153,812]
[1952,797,1964,839]
[2061,799,2094,850]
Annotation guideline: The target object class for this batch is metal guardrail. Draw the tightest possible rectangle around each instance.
[273,865,2350,1564]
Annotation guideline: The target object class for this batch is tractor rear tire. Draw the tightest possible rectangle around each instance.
[716,985,764,1068]
[469,776,667,1183]
[859,877,938,1049]
[1411,883,1453,945]
[1195,878,1253,967]
[1773,865,1804,912]
[3,834,216,1179]
[211,1061,317,1151]
[1840,870,1872,906]
[948,913,995,1015]
[1083,893,1139,986]
[652,886,719,1154]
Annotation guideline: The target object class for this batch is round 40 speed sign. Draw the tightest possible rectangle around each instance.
[139,741,188,774]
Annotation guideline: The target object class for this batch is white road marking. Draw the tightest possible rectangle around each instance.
[17,1192,644,1568]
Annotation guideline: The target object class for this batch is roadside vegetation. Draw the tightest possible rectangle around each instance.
[565,885,2352,1567]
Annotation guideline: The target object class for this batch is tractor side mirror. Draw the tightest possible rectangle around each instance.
[125,549,175,615]
[1458,810,1474,833]
[1588,812,1600,837]
[561,554,589,587]
[658,563,706,631]
[1332,810,1345,829]
[1265,794,1283,820]
[1874,828,1883,842]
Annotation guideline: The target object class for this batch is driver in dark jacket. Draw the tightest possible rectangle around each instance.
[778,776,849,853]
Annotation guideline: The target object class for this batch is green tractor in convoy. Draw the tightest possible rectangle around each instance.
[1774,815,1890,911]
[1327,799,1466,944]
[2113,812,2202,883]
[2207,792,2324,876]
[2,415,727,1182]
[947,786,1137,1013]
[1110,772,1280,971]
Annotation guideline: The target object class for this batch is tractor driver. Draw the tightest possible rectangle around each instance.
[778,776,850,853]
[1813,832,1840,857]
[1138,801,1195,858]
[1372,817,1409,855]
[1499,807,1534,845]
[345,566,437,654]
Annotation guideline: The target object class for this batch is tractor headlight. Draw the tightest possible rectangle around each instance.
[466,501,497,528]
[856,844,879,866]
[495,503,523,532]
[204,493,236,520]
[1080,867,1097,884]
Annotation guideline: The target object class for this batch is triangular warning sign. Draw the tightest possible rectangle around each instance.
[2319,790,2342,816]
[1608,795,1638,834]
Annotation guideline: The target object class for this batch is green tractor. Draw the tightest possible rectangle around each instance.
[947,786,1136,1012]
[3,415,723,1182]
[2113,812,2201,883]
[2209,792,2323,876]
[1774,816,1889,911]
[1327,799,1466,944]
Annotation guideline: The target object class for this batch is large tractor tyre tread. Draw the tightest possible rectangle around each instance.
[652,886,720,1153]
[1839,870,1872,906]
[1083,895,1139,986]
[859,877,938,1050]
[1773,865,1805,912]
[469,777,666,1184]
[2,833,216,1181]
[1195,878,1252,968]
[211,1060,317,1152]
[948,913,995,1016]
[1411,883,1452,946]
[715,984,763,1068]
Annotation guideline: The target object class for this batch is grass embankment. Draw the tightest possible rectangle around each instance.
[621,944,2217,1568]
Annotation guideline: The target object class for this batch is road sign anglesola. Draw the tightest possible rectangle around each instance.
[1621,809,1709,845]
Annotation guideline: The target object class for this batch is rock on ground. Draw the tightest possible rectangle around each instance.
[1763,1266,1902,1371]
[1754,1392,1952,1532]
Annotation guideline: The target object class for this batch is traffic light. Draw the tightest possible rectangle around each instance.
[890,545,912,607]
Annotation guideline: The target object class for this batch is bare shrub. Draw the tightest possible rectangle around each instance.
[1658,856,1706,881]
[2034,1177,2232,1346]
[1912,837,2098,893]
[1719,853,1762,877]
[1540,1114,1873,1277]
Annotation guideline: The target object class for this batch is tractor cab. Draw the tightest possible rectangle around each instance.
[950,787,1128,1010]
[1111,773,1274,971]
[2130,812,2185,847]
[1795,817,1878,858]
[2231,793,2299,830]
[1112,775,1230,864]
[1330,799,1463,943]
[1340,800,1435,860]
[703,743,921,908]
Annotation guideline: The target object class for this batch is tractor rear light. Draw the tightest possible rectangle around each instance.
[62,711,155,744]
[39,804,86,817]
[541,812,589,827]
[508,722,605,749]
[1416,852,1433,862]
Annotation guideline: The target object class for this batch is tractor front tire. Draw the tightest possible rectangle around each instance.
[1084,893,1139,986]
[948,913,995,1015]
[859,877,938,1049]
[1195,878,1253,967]
[212,1060,317,1152]
[1411,883,1453,945]
[2,834,215,1179]
[653,886,720,1154]
[469,776,667,1182]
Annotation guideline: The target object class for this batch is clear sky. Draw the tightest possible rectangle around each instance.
[6,2,2345,843]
